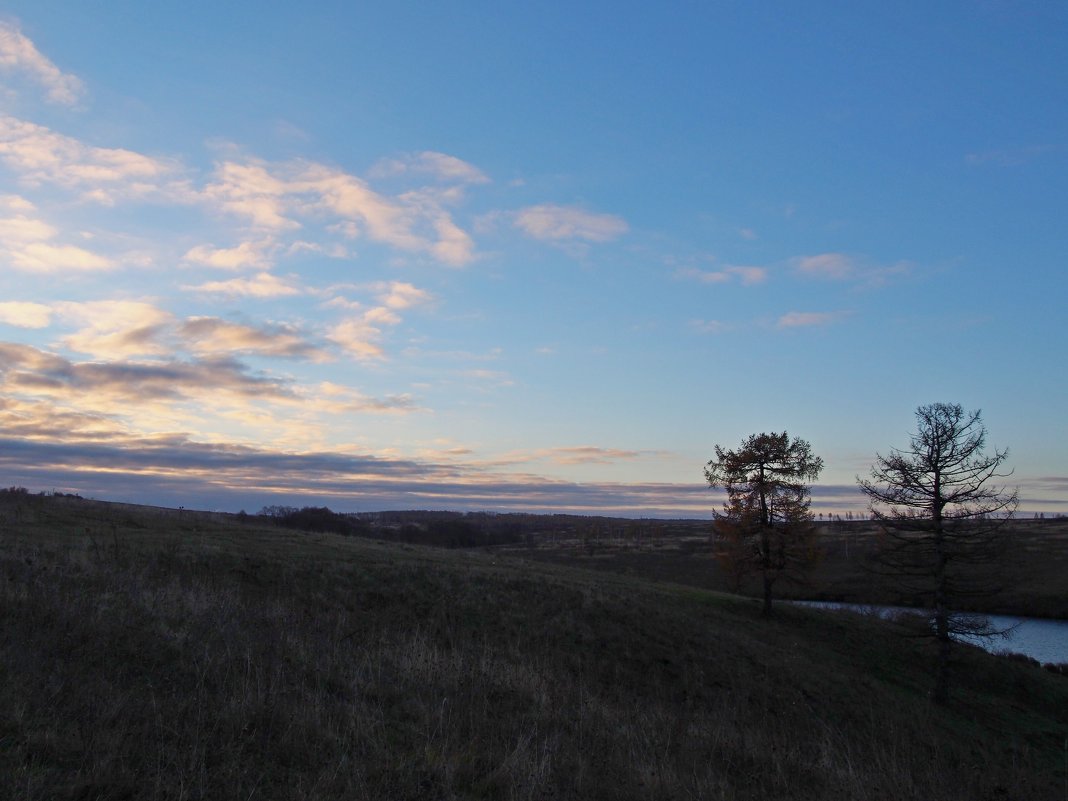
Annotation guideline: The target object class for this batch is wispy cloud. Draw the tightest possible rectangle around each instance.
[202,157,480,265]
[183,272,302,298]
[0,432,717,515]
[177,317,328,362]
[0,210,55,242]
[690,319,730,334]
[0,198,116,274]
[201,159,297,230]
[513,204,628,243]
[0,22,84,105]
[0,118,481,268]
[794,252,911,287]
[460,368,515,388]
[10,242,114,273]
[183,240,274,271]
[0,116,187,203]
[55,300,174,357]
[483,445,658,468]
[965,145,1053,167]
[0,301,52,328]
[795,253,854,280]
[321,281,433,361]
[0,342,295,405]
[776,310,848,329]
[327,317,387,361]
[372,281,432,310]
[315,381,420,415]
[676,265,767,285]
[371,151,490,185]
[543,446,647,465]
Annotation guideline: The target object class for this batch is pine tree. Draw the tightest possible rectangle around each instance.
[705,432,823,615]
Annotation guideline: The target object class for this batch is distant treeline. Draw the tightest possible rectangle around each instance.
[254,506,735,549]
[257,506,538,548]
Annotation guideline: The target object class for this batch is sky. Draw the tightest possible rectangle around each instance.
[0,2,1065,517]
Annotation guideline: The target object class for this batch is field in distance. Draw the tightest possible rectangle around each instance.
[491,515,1068,619]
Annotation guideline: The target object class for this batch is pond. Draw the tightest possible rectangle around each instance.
[792,601,1068,665]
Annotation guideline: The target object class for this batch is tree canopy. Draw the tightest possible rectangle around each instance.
[858,402,1018,703]
[705,432,823,615]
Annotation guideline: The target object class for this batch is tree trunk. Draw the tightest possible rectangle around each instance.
[933,491,951,705]
[761,570,773,616]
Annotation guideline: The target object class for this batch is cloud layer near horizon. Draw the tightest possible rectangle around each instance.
[1,433,950,516]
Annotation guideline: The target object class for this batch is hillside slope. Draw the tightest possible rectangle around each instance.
[1,493,1065,800]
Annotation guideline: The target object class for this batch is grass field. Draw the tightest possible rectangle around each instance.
[2,491,1067,799]
[501,517,1068,620]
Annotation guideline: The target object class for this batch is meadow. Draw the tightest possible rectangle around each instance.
[503,516,1068,620]
[1,491,1066,800]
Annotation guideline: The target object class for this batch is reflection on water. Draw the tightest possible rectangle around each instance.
[793,601,1068,665]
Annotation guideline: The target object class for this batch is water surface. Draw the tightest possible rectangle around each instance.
[793,601,1068,664]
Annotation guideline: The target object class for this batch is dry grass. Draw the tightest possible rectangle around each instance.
[1,492,1066,799]
[507,518,1068,619]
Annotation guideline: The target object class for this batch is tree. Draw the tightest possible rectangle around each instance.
[705,432,824,615]
[858,403,1018,704]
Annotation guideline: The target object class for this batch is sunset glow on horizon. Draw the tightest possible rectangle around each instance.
[1,4,1066,517]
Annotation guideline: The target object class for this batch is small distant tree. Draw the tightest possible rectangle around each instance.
[858,403,1018,704]
[705,432,824,615]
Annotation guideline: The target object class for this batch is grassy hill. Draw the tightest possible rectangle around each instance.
[1,491,1066,800]
[500,516,1068,620]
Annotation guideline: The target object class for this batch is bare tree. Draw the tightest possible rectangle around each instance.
[858,403,1018,704]
[705,432,823,616]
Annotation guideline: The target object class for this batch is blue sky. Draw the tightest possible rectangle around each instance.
[0,2,1065,516]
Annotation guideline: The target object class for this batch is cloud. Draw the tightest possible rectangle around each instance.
[0,301,52,328]
[426,210,476,265]
[0,116,186,202]
[0,22,84,105]
[314,381,420,415]
[0,342,295,405]
[183,272,302,298]
[56,300,173,357]
[307,163,475,264]
[183,240,273,271]
[372,151,490,185]
[327,318,386,361]
[0,211,55,242]
[177,317,328,361]
[479,445,655,468]
[795,253,854,280]
[965,145,1053,167]
[0,119,480,267]
[202,157,479,266]
[794,252,912,288]
[461,368,514,388]
[0,202,115,274]
[776,311,847,329]
[0,193,34,211]
[202,159,298,230]
[690,319,729,334]
[56,301,327,362]
[9,242,114,273]
[513,204,628,243]
[677,266,767,285]
[0,430,720,516]
[321,281,433,360]
[372,281,432,310]
[286,240,349,259]
[543,446,645,465]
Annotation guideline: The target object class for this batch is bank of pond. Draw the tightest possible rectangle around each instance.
[793,601,1068,665]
